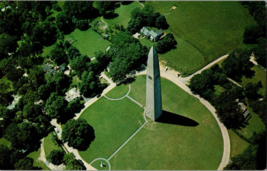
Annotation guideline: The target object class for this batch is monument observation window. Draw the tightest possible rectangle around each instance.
[148,76,152,80]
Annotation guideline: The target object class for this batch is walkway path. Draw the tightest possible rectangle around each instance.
[179,54,229,84]
[227,77,243,87]
[135,63,230,170]
[250,54,267,72]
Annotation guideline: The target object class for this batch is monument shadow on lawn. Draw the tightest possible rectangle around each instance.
[156,110,199,127]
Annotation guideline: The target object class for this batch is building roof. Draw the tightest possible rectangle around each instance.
[243,110,250,118]
[132,33,141,39]
[42,64,55,73]
[156,29,164,35]
[141,27,150,35]
[149,30,158,38]
[238,102,247,112]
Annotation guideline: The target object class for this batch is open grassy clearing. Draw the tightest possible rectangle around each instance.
[158,36,205,75]
[214,85,225,96]
[239,65,266,96]
[105,83,129,99]
[105,2,142,28]
[66,29,112,58]
[44,133,63,157]
[79,97,144,163]
[235,105,265,139]
[143,1,255,75]
[0,138,11,147]
[27,148,50,170]
[91,160,109,170]
[109,75,223,170]
[228,129,250,158]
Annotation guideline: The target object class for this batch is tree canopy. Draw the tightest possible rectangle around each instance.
[61,119,95,150]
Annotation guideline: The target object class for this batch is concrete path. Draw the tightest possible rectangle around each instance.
[135,63,230,170]
[250,54,267,72]
[227,77,243,87]
[179,54,229,84]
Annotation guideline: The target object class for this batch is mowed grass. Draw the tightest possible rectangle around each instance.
[144,1,255,75]
[158,36,205,74]
[239,65,266,96]
[236,105,265,139]
[27,148,50,170]
[228,129,250,158]
[66,29,112,58]
[105,83,129,99]
[44,133,63,157]
[109,75,223,170]
[105,2,143,28]
[79,97,145,163]
[91,160,109,170]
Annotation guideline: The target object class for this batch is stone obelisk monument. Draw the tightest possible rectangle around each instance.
[146,46,162,121]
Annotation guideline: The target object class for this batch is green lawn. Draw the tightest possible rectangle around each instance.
[91,160,109,170]
[109,75,223,170]
[228,129,250,158]
[105,83,129,99]
[66,29,112,58]
[27,148,50,170]
[236,105,266,139]
[139,37,156,49]
[214,85,225,96]
[79,97,145,163]
[143,1,255,75]
[57,1,65,8]
[105,2,143,28]
[44,133,63,157]
[239,65,266,96]
[0,138,11,147]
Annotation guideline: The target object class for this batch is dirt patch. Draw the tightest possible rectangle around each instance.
[170,6,177,10]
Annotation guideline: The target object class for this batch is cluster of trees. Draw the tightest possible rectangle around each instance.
[155,33,177,54]
[47,151,85,169]
[127,5,168,34]
[224,130,266,170]
[240,2,266,67]
[221,48,254,81]
[109,31,148,82]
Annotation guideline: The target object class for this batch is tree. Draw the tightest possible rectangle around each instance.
[47,150,64,165]
[0,33,18,59]
[63,153,86,170]
[61,119,95,150]
[243,25,261,44]
[45,92,68,120]
[79,71,99,97]
[155,33,177,53]
[155,15,168,29]
[94,1,113,16]
[244,81,262,99]
[0,145,13,169]
[70,54,91,77]
[253,37,266,67]
[67,98,83,115]
[23,103,42,121]
[14,157,37,170]
[56,12,73,34]
[50,44,68,65]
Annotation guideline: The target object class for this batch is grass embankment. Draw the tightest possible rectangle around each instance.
[27,148,50,170]
[78,97,144,163]
[44,133,63,157]
[105,83,129,99]
[109,75,223,170]
[66,29,112,58]
[228,129,250,158]
[143,1,255,76]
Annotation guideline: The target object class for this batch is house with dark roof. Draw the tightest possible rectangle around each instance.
[236,101,250,119]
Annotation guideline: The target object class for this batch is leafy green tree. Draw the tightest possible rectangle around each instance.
[243,25,261,44]
[45,92,68,120]
[79,71,98,97]
[0,145,13,169]
[14,157,37,170]
[63,1,95,19]
[6,68,24,83]
[155,33,177,53]
[0,33,18,59]
[45,72,71,95]
[67,98,83,115]
[31,21,57,45]
[63,153,86,170]
[94,1,113,15]
[253,37,266,67]
[70,54,91,77]
[56,12,73,34]
[47,150,64,165]
[50,44,68,65]
[62,119,95,150]
[244,81,262,99]
[155,15,168,29]
[23,103,42,121]
[28,66,45,91]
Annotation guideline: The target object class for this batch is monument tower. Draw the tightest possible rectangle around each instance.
[146,46,162,121]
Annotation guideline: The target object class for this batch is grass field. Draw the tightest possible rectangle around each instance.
[44,133,63,157]
[107,75,223,170]
[27,148,50,170]
[236,105,265,139]
[91,160,109,170]
[79,97,145,163]
[66,29,112,58]
[143,1,255,75]
[228,129,250,158]
[105,83,129,99]
[239,66,266,96]
[105,2,143,28]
